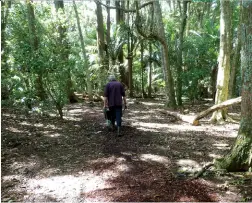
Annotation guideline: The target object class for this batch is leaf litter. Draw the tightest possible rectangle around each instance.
[1,99,251,202]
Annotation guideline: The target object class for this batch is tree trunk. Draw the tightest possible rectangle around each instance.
[54,0,77,103]
[127,0,134,97]
[153,1,176,108]
[1,0,11,100]
[116,1,126,85]
[106,0,111,72]
[73,0,92,100]
[134,1,177,106]
[185,1,190,37]
[229,2,242,99]
[1,0,11,66]
[96,1,106,92]
[211,0,232,123]
[215,0,252,172]
[211,63,218,101]
[148,42,152,98]
[228,32,241,99]
[106,0,110,45]
[140,40,146,98]
[128,56,133,97]
[176,1,188,106]
[26,0,46,100]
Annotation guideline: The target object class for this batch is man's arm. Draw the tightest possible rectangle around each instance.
[123,96,127,108]
[121,84,127,108]
[104,97,108,108]
[104,84,109,108]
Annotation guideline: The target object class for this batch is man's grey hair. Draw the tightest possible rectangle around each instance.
[108,75,116,81]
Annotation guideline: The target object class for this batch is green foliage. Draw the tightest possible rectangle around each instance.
[182,33,218,100]
[2,0,241,108]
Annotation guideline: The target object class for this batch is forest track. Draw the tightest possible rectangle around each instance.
[2,99,250,202]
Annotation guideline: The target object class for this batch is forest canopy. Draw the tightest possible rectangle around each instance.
[2,0,240,114]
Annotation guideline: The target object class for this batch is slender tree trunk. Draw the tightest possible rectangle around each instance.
[105,0,110,72]
[148,42,152,98]
[26,0,46,100]
[128,56,133,97]
[229,2,242,99]
[134,1,176,107]
[54,0,77,103]
[185,1,191,37]
[116,1,126,85]
[211,63,218,101]
[154,1,176,108]
[211,0,232,123]
[1,0,11,65]
[176,1,188,106]
[140,40,146,98]
[127,0,134,97]
[216,0,252,171]
[1,0,11,100]
[229,31,241,99]
[73,0,92,100]
[147,3,154,98]
[106,0,110,45]
[96,1,106,92]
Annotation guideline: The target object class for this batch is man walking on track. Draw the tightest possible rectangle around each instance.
[104,75,127,137]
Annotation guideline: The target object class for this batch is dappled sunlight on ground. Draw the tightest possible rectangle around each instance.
[1,100,247,202]
[176,159,201,174]
[2,113,17,118]
[43,132,62,138]
[10,161,38,172]
[129,121,238,138]
[6,127,24,133]
[139,154,170,165]
[208,153,222,159]
[140,102,165,106]
[135,126,160,132]
[63,116,83,121]
[24,171,116,202]
[19,121,62,130]
[212,143,231,150]
[131,121,169,129]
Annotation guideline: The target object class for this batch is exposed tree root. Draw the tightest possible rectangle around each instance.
[191,162,214,179]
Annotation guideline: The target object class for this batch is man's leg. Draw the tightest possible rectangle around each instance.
[109,107,116,131]
[115,106,122,136]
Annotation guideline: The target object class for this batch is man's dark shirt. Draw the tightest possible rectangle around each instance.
[104,80,125,107]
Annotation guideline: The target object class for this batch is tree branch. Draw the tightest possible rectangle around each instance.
[95,0,153,13]
[135,1,166,45]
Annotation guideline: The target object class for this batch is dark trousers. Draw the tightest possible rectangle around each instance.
[109,106,122,127]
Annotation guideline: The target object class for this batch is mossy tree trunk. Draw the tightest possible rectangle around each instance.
[211,0,232,123]
[216,0,252,172]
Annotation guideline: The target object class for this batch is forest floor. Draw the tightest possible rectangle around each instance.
[1,98,252,202]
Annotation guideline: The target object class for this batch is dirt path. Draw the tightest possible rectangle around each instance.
[1,99,251,202]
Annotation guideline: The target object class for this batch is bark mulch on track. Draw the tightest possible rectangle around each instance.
[1,99,251,202]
